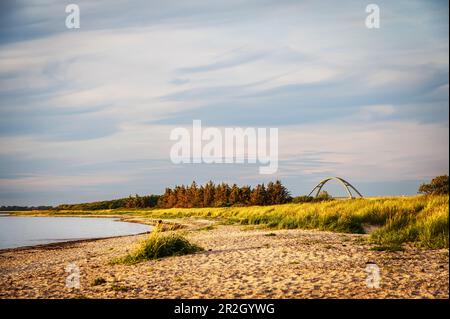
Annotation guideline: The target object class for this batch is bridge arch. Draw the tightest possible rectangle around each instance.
[308,177,363,199]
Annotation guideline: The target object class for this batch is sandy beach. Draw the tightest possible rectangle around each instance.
[0,220,448,299]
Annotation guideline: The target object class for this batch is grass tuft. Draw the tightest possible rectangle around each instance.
[110,281,129,292]
[371,244,404,252]
[264,232,277,237]
[114,228,203,264]
[91,277,107,286]
[196,225,216,231]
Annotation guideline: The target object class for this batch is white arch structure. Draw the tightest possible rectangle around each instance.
[308,177,363,199]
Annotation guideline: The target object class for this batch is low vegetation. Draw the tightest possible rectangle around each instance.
[264,233,277,237]
[15,195,448,250]
[13,176,449,251]
[91,277,107,286]
[110,281,129,292]
[114,228,203,264]
[135,195,448,250]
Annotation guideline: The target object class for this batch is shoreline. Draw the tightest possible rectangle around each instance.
[0,222,448,299]
[0,214,206,253]
[0,214,154,253]
[0,231,151,254]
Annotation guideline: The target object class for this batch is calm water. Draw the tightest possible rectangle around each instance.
[0,215,151,249]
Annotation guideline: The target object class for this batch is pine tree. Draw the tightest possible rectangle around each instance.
[203,181,215,207]
[266,181,276,204]
[197,186,205,207]
[240,185,251,205]
[214,183,230,207]
[229,184,241,206]
[269,180,291,204]
[167,188,177,207]
[176,185,187,207]
[187,181,199,208]
[250,184,267,205]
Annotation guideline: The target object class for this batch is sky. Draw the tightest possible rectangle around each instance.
[0,0,448,205]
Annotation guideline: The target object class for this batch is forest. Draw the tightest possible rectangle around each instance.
[53,180,291,210]
[157,180,291,208]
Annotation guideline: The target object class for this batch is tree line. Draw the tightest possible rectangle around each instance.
[52,181,291,210]
[157,181,291,208]
[0,205,53,211]
[55,195,159,210]
[7,175,446,211]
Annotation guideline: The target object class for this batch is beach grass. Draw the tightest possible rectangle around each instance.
[14,195,449,250]
[113,227,203,264]
[133,195,448,249]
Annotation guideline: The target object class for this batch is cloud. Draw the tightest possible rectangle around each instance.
[170,78,190,85]
[177,50,269,74]
[0,0,448,204]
